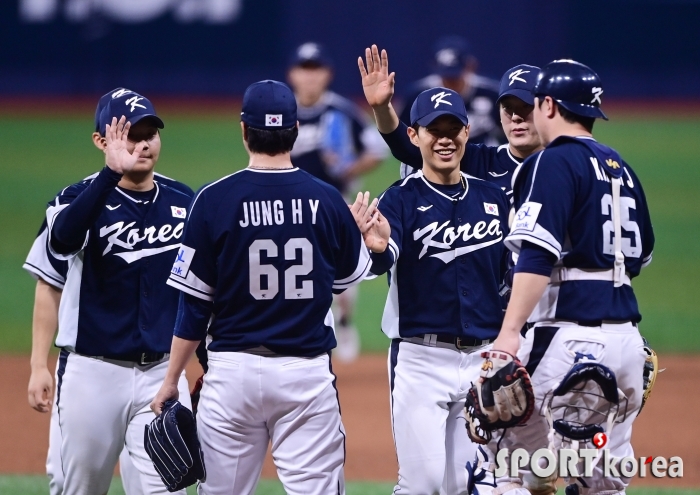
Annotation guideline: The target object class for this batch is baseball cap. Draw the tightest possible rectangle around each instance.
[94,87,129,132]
[241,80,297,130]
[288,42,333,69]
[97,89,164,136]
[432,35,471,78]
[410,87,469,127]
[497,65,540,105]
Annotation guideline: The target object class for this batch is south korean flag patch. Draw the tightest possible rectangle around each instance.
[171,206,187,218]
[484,203,499,216]
[266,114,283,127]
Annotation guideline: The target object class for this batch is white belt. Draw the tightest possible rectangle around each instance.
[550,267,631,286]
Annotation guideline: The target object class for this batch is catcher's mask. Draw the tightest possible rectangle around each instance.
[542,361,629,452]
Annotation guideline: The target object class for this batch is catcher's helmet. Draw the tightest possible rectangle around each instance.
[532,59,608,120]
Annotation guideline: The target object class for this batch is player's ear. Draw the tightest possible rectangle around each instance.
[407,125,420,146]
[544,97,557,119]
[92,132,106,151]
[463,123,470,140]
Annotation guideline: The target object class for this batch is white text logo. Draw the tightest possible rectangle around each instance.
[99,221,184,255]
[508,69,530,86]
[431,91,453,108]
[125,96,146,112]
[413,219,503,263]
[496,448,683,479]
[591,87,604,104]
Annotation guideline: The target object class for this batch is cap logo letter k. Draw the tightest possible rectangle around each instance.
[508,69,530,85]
[125,96,147,112]
[431,91,453,108]
[591,87,603,104]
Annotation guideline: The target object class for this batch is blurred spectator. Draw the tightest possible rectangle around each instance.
[287,41,389,362]
[397,35,505,146]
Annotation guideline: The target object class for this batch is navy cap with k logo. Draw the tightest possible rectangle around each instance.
[409,87,469,127]
[241,80,297,130]
[98,89,164,136]
[497,64,540,105]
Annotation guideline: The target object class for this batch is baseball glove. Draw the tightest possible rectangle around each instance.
[638,337,661,415]
[465,350,535,444]
[144,400,206,492]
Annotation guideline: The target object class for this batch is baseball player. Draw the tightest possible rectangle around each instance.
[357,50,512,492]
[25,88,197,495]
[44,89,194,495]
[482,60,655,495]
[360,45,541,202]
[397,35,505,146]
[151,80,388,495]
[287,41,390,361]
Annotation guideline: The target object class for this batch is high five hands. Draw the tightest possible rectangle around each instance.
[358,44,395,109]
[350,192,390,253]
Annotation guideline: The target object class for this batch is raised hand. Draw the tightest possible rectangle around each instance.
[104,116,145,175]
[358,44,395,109]
[350,191,390,253]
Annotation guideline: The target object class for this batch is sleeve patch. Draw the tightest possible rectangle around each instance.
[171,245,195,278]
[512,202,542,232]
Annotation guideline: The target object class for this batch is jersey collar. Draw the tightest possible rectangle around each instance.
[417,170,469,202]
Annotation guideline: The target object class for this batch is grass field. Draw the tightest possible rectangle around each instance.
[0,111,698,354]
[0,476,698,495]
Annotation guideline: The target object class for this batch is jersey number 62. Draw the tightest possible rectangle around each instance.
[248,238,313,300]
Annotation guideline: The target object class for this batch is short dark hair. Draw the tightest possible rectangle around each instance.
[245,125,298,155]
[557,104,595,133]
[537,98,595,133]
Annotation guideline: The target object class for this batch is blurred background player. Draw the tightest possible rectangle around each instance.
[24,88,196,495]
[45,90,194,495]
[397,35,505,146]
[287,41,389,361]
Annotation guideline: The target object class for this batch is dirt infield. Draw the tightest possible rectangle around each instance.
[0,353,697,487]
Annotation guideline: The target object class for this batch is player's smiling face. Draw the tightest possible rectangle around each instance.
[500,96,541,157]
[408,114,468,177]
[125,118,161,172]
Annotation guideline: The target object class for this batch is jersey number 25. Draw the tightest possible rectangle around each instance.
[249,238,313,300]
[601,194,642,258]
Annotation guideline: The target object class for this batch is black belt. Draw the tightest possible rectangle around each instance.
[103,352,167,365]
[408,334,493,350]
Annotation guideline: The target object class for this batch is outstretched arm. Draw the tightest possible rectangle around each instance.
[359,45,423,169]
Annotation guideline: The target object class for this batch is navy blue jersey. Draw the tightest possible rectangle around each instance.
[382,122,520,201]
[291,91,388,193]
[46,169,194,356]
[374,171,509,340]
[506,136,654,323]
[398,74,505,146]
[167,168,371,357]
[24,172,193,291]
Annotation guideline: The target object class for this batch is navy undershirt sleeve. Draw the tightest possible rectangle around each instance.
[369,249,394,276]
[174,292,213,341]
[513,241,558,277]
[51,166,122,254]
[380,122,422,167]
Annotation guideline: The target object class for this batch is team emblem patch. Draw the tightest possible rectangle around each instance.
[512,202,542,232]
[484,203,499,216]
[171,245,195,278]
[171,206,187,218]
[266,114,283,127]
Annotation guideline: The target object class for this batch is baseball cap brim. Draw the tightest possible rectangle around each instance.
[557,100,609,121]
[414,110,469,127]
[497,88,535,106]
[128,114,165,128]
